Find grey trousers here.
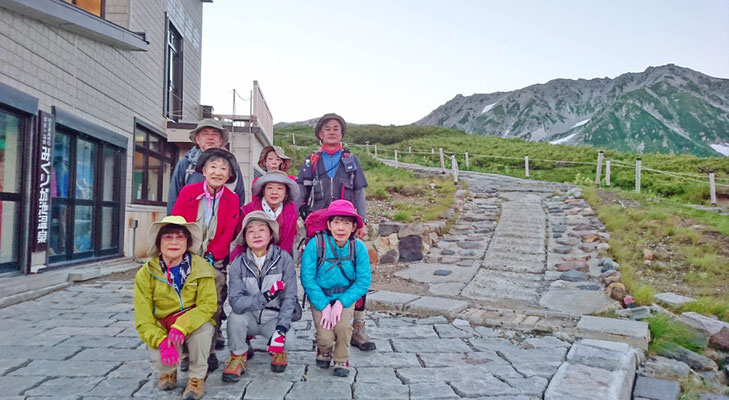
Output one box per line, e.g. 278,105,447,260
227,311,296,355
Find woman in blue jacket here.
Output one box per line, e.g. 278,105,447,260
300,200,371,377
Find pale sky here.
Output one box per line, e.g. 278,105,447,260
200,0,729,126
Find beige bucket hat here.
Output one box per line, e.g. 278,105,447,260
234,210,280,246
251,170,299,201
189,118,230,146
147,215,202,257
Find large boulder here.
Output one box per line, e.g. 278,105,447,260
399,223,428,238
373,233,399,259
378,222,402,237
399,235,424,262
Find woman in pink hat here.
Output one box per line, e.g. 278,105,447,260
300,199,372,378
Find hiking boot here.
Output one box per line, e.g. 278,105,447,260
157,371,177,390
222,352,248,382
333,361,350,377
316,348,332,369
270,352,288,373
207,352,220,372
179,354,189,372
351,320,376,351
182,377,205,400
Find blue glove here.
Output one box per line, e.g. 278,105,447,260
204,252,214,266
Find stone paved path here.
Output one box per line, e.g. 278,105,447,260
0,163,653,399
0,278,642,399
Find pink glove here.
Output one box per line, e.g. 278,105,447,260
168,327,185,347
158,338,179,366
330,301,343,327
267,329,286,353
319,304,333,330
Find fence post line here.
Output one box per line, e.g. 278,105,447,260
409,146,412,154
595,151,604,188
524,155,530,178
635,158,642,193
709,172,717,206
439,148,445,173
366,141,370,154
374,145,378,157
465,152,469,168
605,160,611,187
394,150,398,169
431,148,435,154
292,133,296,145
451,155,459,184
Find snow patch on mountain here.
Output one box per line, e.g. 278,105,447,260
482,102,499,114
550,132,580,145
571,118,590,129
710,143,729,156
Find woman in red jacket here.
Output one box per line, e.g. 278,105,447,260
237,170,299,256
172,147,239,371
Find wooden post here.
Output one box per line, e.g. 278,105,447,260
709,173,717,206
635,158,642,193
451,155,459,184
394,150,398,169
366,141,370,154
374,145,378,157
409,146,412,154
595,151,604,187
431,148,435,154
439,148,445,173
605,160,611,186
292,132,296,145
465,152,469,168
524,155,530,178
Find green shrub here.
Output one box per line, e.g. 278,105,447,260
393,210,413,222
646,313,705,354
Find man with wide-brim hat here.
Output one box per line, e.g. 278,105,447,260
171,147,241,372
223,211,298,380
134,215,217,400
295,112,376,352
236,171,299,255
168,118,245,214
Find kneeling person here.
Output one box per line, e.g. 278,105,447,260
134,216,217,400
224,211,298,381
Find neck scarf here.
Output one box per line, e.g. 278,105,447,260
195,183,223,212
320,144,343,155
261,198,283,220
161,252,192,297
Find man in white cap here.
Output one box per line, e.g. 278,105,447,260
167,118,245,214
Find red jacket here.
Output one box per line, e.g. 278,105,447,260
172,181,240,261
240,198,298,255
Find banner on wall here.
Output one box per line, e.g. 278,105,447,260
30,111,54,255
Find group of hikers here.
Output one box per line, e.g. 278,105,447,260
133,113,374,400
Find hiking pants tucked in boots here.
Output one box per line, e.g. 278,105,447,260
227,312,296,355
311,305,354,363
149,322,214,379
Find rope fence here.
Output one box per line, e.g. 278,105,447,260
274,132,729,205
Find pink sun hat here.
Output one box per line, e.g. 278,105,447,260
321,200,363,229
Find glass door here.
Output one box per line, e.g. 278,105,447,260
49,130,122,264
0,107,23,272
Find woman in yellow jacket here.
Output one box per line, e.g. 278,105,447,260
134,216,217,400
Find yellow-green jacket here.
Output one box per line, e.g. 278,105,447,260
134,253,217,348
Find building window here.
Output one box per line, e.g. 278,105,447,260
49,129,122,264
0,106,24,272
132,123,178,206
164,19,183,121
63,0,105,18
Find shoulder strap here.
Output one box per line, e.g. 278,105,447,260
315,232,326,271
184,162,196,184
